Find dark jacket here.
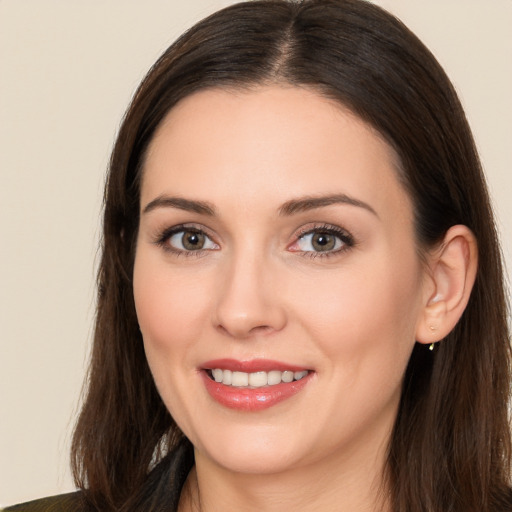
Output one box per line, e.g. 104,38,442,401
3,492,82,512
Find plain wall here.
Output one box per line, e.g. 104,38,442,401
1,0,510,506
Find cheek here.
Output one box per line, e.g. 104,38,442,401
288,252,423,368
287,254,423,436
133,253,212,362
132,252,215,428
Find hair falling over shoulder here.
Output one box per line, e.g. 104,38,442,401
70,1,512,510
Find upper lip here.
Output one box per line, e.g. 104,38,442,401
201,358,311,373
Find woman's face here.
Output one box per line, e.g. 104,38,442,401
134,86,429,475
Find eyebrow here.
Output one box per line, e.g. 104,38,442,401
142,196,215,216
142,193,378,218
279,194,378,217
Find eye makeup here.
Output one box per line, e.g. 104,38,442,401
152,223,219,257
150,220,356,261
289,223,355,259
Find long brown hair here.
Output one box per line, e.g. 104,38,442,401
71,1,512,510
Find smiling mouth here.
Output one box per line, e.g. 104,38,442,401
206,369,310,388
201,360,314,410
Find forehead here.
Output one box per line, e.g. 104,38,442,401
141,85,411,223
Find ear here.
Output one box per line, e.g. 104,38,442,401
416,225,478,344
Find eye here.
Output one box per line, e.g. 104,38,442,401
289,225,354,255
158,226,219,253
299,231,341,252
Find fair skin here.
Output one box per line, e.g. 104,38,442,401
133,86,477,511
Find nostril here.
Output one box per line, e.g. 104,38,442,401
215,322,274,339
249,325,274,335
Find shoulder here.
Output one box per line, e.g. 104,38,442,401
3,492,83,512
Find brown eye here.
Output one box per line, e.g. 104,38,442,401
182,231,205,250
289,224,356,257
167,229,218,252
311,232,336,251
295,229,346,253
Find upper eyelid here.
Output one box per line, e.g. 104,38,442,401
293,223,353,239
151,223,212,248
157,223,216,239
154,225,219,256
289,223,355,252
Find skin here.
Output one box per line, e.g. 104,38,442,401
133,85,436,511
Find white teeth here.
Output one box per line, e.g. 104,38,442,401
209,369,310,388
281,371,294,383
248,371,267,387
267,370,282,386
231,371,249,387
222,369,232,385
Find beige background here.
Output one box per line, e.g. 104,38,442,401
1,0,510,507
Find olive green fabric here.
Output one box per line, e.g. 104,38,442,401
3,492,82,512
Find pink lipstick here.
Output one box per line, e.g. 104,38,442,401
201,359,313,411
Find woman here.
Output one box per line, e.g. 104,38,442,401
7,0,511,510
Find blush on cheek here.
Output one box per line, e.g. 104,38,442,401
134,270,209,357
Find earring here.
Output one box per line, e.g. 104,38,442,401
429,343,435,351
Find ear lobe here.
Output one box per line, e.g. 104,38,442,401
416,225,478,344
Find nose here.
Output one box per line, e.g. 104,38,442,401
212,250,287,339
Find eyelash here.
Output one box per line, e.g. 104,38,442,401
154,224,218,258
153,222,355,259
292,223,355,259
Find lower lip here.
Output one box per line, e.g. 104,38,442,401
201,371,313,411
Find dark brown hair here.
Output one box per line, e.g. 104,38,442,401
71,1,512,510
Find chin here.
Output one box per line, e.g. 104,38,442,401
191,423,308,475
